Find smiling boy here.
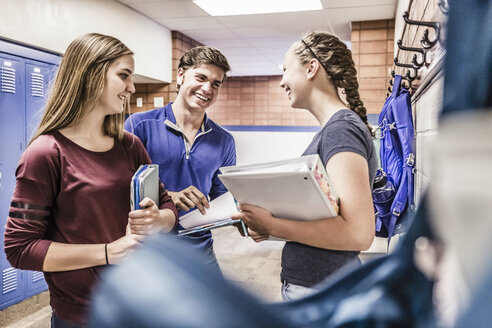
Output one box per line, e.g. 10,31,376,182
124,47,236,271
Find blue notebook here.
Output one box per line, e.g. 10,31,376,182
130,164,159,210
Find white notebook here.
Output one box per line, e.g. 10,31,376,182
218,154,339,222
179,192,238,229
178,192,247,236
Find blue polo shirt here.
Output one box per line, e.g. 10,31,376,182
124,103,236,250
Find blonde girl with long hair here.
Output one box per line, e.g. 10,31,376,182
4,33,178,327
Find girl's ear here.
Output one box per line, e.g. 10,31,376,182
306,58,320,80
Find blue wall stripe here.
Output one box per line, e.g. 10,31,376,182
223,114,380,132
223,125,320,132
367,114,379,125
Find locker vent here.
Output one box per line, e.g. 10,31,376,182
1,66,16,94
31,72,44,97
32,271,44,283
2,268,18,295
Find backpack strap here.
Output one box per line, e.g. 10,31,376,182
376,216,383,232
387,171,408,238
391,75,402,98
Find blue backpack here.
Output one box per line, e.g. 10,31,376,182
373,74,415,239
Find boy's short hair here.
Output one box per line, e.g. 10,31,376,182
178,46,231,80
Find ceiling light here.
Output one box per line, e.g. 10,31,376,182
193,0,323,16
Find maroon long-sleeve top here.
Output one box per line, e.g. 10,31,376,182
4,131,178,324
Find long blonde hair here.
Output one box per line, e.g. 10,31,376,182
30,33,133,144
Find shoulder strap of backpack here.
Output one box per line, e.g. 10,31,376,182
391,75,402,98
377,75,402,168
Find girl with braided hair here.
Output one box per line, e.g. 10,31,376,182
233,31,378,301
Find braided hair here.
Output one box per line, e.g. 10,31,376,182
294,31,373,136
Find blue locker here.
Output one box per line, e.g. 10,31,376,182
24,61,57,298
0,39,60,309
24,61,58,144
0,54,27,309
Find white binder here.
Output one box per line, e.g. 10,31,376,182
218,154,339,222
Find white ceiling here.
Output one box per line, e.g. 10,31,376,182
116,0,398,76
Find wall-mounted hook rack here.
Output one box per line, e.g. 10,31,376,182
396,40,427,68
403,11,441,49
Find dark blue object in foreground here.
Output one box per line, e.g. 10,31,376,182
90,196,435,328
89,232,288,328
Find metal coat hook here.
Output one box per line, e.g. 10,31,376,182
405,68,418,81
438,0,449,14
387,77,393,98
396,40,426,68
411,53,425,68
401,79,411,90
389,71,411,91
403,11,440,49
394,57,415,69
421,29,439,49
393,57,419,82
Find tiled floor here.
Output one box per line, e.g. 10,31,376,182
213,225,285,302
